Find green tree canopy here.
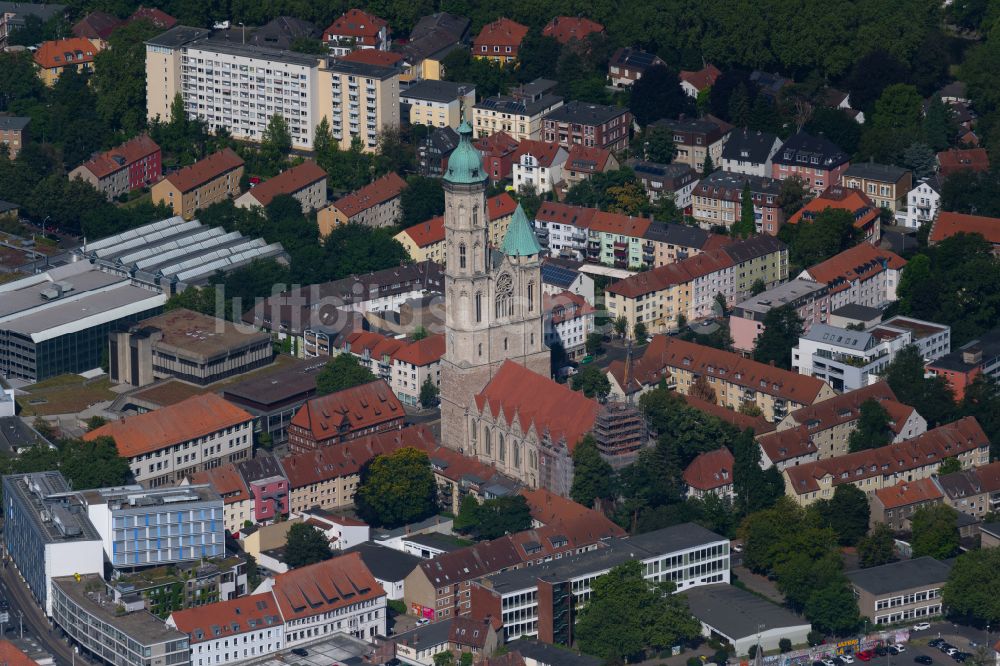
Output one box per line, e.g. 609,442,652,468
570,434,616,508
455,495,532,540
944,548,1000,626
572,364,611,401
911,504,960,559
752,305,804,370
808,484,871,546
883,345,955,426
59,437,130,489
400,176,445,228
782,208,859,270
857,523,897,568
630,65,693,126
315,355,377,396
284,523,333,568
355,448,438,528
848,399,892,452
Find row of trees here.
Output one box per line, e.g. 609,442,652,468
0,428,130,492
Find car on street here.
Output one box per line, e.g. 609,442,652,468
915,657,933,665
415,618,430,626
913,623,931,631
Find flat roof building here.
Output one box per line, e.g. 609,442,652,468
684,584,812,655
846,557,951,625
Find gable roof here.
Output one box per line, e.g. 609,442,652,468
929,211,1000,246
787,186,879,231
331,172,407,219
0,641,38,666
401,215,444,248
324,8,387,44
474,360,599,453
129,6,177,28
773,130,850,169
680,394,774,434
679,64,721,92
85,393,252,457
683,447,734,491
721,128,779,164
535,201,597,230
473,17,528,50
515,140,564,168
609,47,663,72
170,592,280,643
543,290,594,325
873,477,942,510
783,382,909,434
72,11,122,40
589,210,651,237
565,145,614,175
74,134,160,179
34,37,99,69
270,552,384,621
393,334,445,367
188,463,250,506
339,49,404,67
541,16,604,44
475,131,521,157
801,243,906,294
518,487,625,539
937,148,989,178
757,426,819,466
245,161,327,208
290,379,403,441
164,148,244,194
487,192,517,220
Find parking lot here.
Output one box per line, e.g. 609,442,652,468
817,622,992,666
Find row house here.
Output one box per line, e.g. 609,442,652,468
787,186,881,244
798,243,907,312
323,8,390,55
586,210,653,268
237,455,289,523
68,134,161,200
472,17,528,65
475,131,521,183
512,140,567,194
691,170,784,235
935,461,1000,521
720,128,781,177
840,162,912,219
338,330,446,408
533,202,597,261
730,278,831,353
650,116,732,170
626,159,699,209
318,171,407,235
235,160,327,213
542,101,631,152
607,47,665,87
543,290,595,359
473,79,563,141
151,148,244,220
169,592,285,666
783,417,990,506
286,379,405,453
870,478,943,532
771,130,851,195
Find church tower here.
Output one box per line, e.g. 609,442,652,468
439,119,550,454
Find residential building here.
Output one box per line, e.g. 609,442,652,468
690,170,784,235
685,584,812,656
771,130,851,195
512,141,567,194
819,88,864,123
935,461,1000,520
542,101,631,152
473,79,563,141
80,484,225,568
323,9,389,55
476,131,520,183
678,64,721,98
929,210,1000,254
33,37,101,85
238,455,289,523
242,16,320,51
533,202,596,261
401,80,476,129
783,417,990,505
420,126,460,177
1,472,104,616
234,161,327,213
109,308,272,388
0,115,30,159
927,327,1000,400
337,330,405,385
392,334,445,408
542,17,604,44
397,12,469,82
286,379,404,453
130,6,176,29
730,278,831,353
52,574,191,666
317,57,401,151
841,162,912,217
318,172,407,234
793,317,950,392
86,393,254,487
787,185,881,243
651,116,732,170
69,134,162,200
0,2,66,50
605,338,677,401
338,48,404,68
643,221,728,268
683,448,734,499
903,176,942,230
937,147,989,180
981,523,1000,549
584,210,652,268
607,47,665,87
543,291,595,359
846,557,951,625
151,148,244,220
187,464,252,535
471,523,729,644
562,145,618,189
261,552,387,643
396,216,446,263
540,261,595,304
168,592,284,666
472,18,528,65
346,542,421,600
720,129,781,177
626,159,699,208
798,243,907,312
870,478,944,531
761,381,927,468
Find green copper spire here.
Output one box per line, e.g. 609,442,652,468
443,118,485,184
500,203,541,257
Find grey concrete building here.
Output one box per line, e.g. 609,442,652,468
846,557,951,625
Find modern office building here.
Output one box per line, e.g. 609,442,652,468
52,573,191,666
80,484,225,568
846,557,951,625
1,472,104,615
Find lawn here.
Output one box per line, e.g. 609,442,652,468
17,374,116,417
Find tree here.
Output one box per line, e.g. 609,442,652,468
902,142,937,180
575,561,700,662
911,504,960,559
400,176,445,227
750,279,767,296
731,181,756,238
922,96,955,152
733,429,784,516
355,448,438,528
322,223,411,280
778,177,808,218
961,376,1000,461
433,652,453,666
315,355,377,396
585,333,604,355
85,416,107,431
419,377,439,408
453,494,480,532
861,84,924,161
59,437,130,489
643,128,676,163
805,580,861,636
92,20,163,135
845,50,909,115
689,375,716,403
752,306,803,370
779,639,792,653
784,208,858,269
805,107,862,155
848,399,892,452
571,434,616,508
572,364,611,401
630,65,693,126
702,154,715,177
944,548,1000,626
815,485,871,546
857,523,897,568
284,523,333,568
613,316,628,339
938,457,962,474
633,321,648,342
260,114,292,172
517,32,562,83
460,496,533,540
412,326,429,341
884,345,956,426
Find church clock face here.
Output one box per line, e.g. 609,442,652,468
497,272,513,297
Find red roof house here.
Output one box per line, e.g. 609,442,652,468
472,18,528,64
683,447,735,498
287,380,404,453
542,17,605,45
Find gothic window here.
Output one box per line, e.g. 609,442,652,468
459,243,467,269
478,343,483,357
528,281,535,312
473,206,478,226
499,433,506,462
530,450,537,470
474,242,482,272
471,421,478,445
504,338,508,351
513,442,521,469
483,428,491,456
530,333,534,347
495,272,514,318
475,292,482,322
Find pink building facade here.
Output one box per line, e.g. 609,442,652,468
730,278,832,353
250,475,289,522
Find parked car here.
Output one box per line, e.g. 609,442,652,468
893,645,907,653
291,648,309,657
841,655,855,664
915,657,933,665
857,652,874,662
913,622,931,631
945,648,959,656
929,640,945,649
875,646,889,656
822,659,836,666
833,658,845,666
415,618,430,626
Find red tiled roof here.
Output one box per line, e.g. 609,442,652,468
170,593,280,643
188,463,250,505
683,447,734,491
487,192,517,220
164,148,244,194
874,478,943,510
937,148,989,178
474,360,599,453
393,334,445,367
85,394,253,458
129,7,177,28
535,201,597,229
75,134,159,179
473,18,528,50
972,461,1000,494
541,16,604,44
787,186,880,231
680,393,775,434
244,161,326,208
519,487,625,539
515,140,563,168
344,331,406,360
785,417,989,495
331,172,407,219
785,382,904,433
757,426,819,465
324,9,388,45
679,64,721,92
290,379,403,440
0,641,37,666
605,250,727,299
450,616,493,649
34,37,100,69
930,211,1000,246
338,49,404,67
589,210,651,236
270,552,384,621
543,290,594,325
802,243,906,293
72,11,122,41
475,131,520,156
565,145,614,175
401,216,444,248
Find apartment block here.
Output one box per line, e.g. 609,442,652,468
772,130,851,195
650,116,732,170
286,379,404,453
401,79,475,129
0,115,30,159
69,134,161,200
473,79,563,141
34,37,101,86
788,186,882,244
543,291,595,359
234,160,327,213
318,171,407,234
730,278,831,353
798,243,907,312
841,162,912,217
472,17,528,65
542,101,631,152
168,592,284,666
317,58,401,151
626,159,699,208
151,148,244,219
691,170,784,235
